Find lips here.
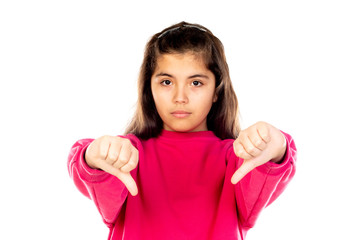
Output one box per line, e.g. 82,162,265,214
171,110,191,118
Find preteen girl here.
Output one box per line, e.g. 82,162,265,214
68,21,297,240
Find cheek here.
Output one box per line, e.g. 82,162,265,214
204,97,215,114
195,90,215,106
151,88,169,112
190,94,214,117
151,84,161,104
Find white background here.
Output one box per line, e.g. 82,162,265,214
1,0,359,239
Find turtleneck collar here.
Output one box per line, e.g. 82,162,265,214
158,129,216,140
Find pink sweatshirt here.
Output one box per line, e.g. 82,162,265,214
68,130,296,240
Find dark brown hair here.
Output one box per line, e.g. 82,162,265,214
125,21,240,140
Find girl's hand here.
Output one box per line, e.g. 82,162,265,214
231,121,286,185
85,135,139,196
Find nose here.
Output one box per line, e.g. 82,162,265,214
173,85,188,104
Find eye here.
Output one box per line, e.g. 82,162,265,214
161,80,172,86
191,80,203,86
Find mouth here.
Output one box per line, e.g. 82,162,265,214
171,110,192,118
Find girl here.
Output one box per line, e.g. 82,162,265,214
68,21,296,240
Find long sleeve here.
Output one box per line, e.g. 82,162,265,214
232,131,297,233
67,138,129,227
68,130,295,239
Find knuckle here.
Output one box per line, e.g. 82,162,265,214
233,137,241,145
133,147,138,154
241,154,251,160
113,160,125,169
133,155,139,164
239,131,247,139
256,121,266,126
120,139,133,150
244,143,255,153
118,157,128,164
233,144,242,155
247,147,256,155
263,134,271,142
120,137,131,145
233,141,238,150
239,152,250,160
108,153,118,162
126,162,136,170
99,149,108,159
100,135,111,141
253,139,262,147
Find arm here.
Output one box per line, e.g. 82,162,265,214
67,135,140,226
231,122,297,228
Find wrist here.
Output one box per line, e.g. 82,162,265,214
271,146,286,163
270,133,287,163
84,147,99,170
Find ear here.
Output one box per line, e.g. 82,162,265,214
213,93,218,103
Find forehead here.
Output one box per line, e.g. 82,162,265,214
155,52,208,72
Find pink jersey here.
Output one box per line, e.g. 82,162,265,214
68,130,296,239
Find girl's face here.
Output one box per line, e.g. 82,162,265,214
151,52,217,132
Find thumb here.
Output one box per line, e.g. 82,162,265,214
231,160,255,185
97,161,139,196
115,171,139,196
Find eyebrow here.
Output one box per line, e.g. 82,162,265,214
189,74,209,79
155,73,173,78
154,72,210,79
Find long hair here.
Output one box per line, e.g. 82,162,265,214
125,21,240,140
